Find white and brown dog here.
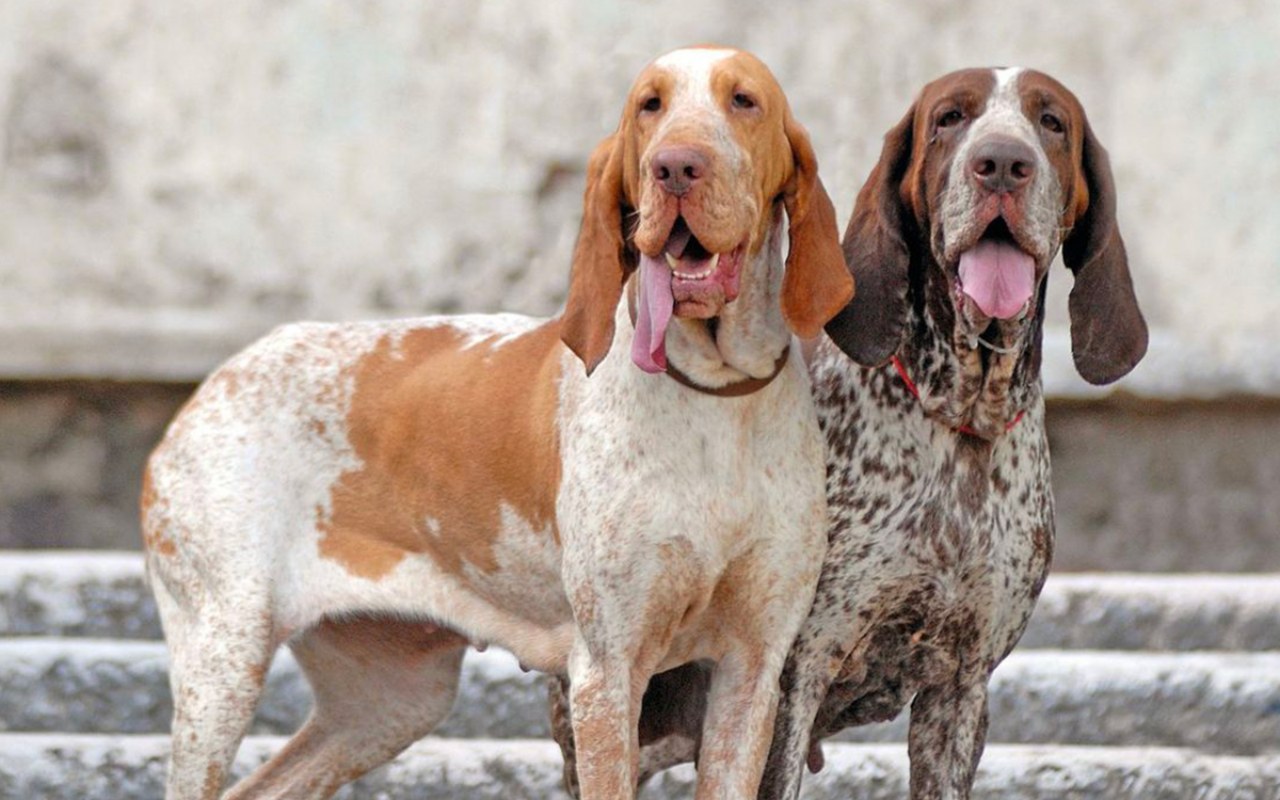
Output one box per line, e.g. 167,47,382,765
141,46,851,800
552,67,1147,799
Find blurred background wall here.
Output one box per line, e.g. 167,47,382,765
1,0,1277,565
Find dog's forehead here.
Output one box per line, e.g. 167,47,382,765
964,67,1083,127
920,68,996,108
651,47,736,88
973,67,1033,134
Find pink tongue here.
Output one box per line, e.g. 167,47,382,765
958,239,1036,320
632,254,674,373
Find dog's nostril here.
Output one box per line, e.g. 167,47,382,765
651,146,709,195
971,136,1037,192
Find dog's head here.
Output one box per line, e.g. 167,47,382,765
827,67,1147,386
561,46,851,375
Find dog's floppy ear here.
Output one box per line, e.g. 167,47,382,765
561,133,633,375
1061,119,1147,385
825,103,916,366
780,112,854,339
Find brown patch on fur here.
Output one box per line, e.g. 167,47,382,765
568,675,636,795
317,322,564,580
211,367,241,398
139,462,177,557
203,763,225,798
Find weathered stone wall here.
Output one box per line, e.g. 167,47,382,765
0,382,189,550
1,0,1277,391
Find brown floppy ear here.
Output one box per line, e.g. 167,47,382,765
1062,120,1148,385
824,103,916,366
780,113,854,339
560,134,632,375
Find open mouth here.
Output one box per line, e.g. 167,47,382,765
660,217,744,295
955,218,1036,322
631,215,746,374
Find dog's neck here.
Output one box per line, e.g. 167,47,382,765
896,249,1046,440
655,204,791,390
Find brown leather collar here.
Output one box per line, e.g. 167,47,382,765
665,347,790,397
626,279,790,398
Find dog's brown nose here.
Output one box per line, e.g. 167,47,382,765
651,146,708,196
970,136,1036,193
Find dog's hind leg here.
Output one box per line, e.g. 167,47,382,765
223,615,466,800
158,580,276,800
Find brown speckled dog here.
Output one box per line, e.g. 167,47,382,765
550,66,1147,799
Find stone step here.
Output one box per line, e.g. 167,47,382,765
0,734,1275,800
838,650,1280,754
1018,573,1280,651
3,638,1279,753
0,639,549,740
4,551,1280,650
0,552,160,640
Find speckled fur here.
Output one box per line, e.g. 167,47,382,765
757,335,1053,799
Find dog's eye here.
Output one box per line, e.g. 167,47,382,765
938,109,964,129
1040,113,1064,134
732,92,756,110
641,96,662,113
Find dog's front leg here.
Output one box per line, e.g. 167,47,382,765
693,548,822,799
757,536,873,800
567,643,646,798
906,670,991,800
692,643,784,799
562,533,700,799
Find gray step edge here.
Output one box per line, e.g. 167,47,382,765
0,734,1276,800
2,639,1279,753
4,552,1280,650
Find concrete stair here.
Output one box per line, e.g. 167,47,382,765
0,552,1278,798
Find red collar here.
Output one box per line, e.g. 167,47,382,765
890,355,1025,437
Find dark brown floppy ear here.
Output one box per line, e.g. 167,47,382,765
560,134,632,375
824,103,916,366
780,112,854,339
1062,120,1148,385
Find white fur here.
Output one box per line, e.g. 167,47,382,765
650,48,737,155
652,48,735,136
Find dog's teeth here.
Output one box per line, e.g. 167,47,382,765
664,252,678,269
709,252,720,271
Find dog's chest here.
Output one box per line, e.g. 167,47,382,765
807,350,1053,727
560,352,820,538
